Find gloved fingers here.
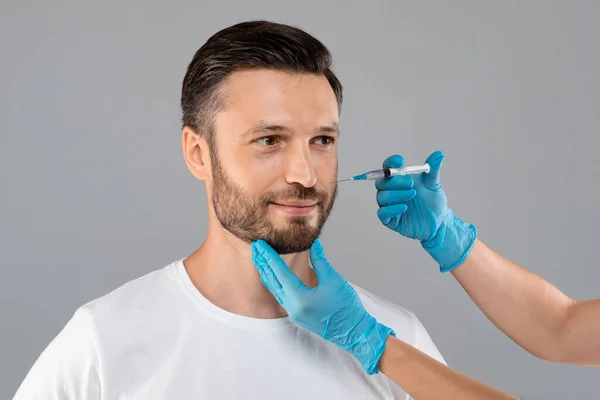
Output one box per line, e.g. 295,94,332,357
257,267,284,305
382,155,405,169
309,238,340,281
375,175,414,191
376,188,417,206
252,240,307,291
377,203,408,224
253,256,282,290
422,150,444,188
252,245,284,297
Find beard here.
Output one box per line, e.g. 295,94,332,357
210,146,337,255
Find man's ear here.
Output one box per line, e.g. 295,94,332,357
182,126,212,182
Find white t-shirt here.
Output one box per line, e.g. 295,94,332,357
14,259,446,400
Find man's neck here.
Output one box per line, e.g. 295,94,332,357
183,228,317,319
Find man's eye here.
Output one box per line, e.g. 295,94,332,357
256,136,279,147
313,136,335,146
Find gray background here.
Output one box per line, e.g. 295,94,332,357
1,1,598,398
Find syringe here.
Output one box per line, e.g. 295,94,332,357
337,163,430,182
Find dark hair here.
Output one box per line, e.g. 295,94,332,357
180,20,343,138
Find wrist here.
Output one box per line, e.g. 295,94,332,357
421,209,477,272
378,336,407,374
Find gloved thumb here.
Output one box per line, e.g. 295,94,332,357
422,150,444,188
382,155,405,169
309,239,337,281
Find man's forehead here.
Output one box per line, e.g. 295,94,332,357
219,70,338,111
215,69,340,134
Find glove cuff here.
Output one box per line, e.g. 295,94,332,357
421,209,477,272
343,315,395,375
363,322,395,375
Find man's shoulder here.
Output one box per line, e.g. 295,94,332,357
76,260,185,332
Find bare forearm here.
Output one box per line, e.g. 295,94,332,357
562,298,600,365
379,336,516,400
452,239,600,365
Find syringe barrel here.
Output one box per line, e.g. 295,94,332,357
388,163,431,176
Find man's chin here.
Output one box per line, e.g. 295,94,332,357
259,227,321,255
267,240,315,255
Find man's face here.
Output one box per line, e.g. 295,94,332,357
209,69,339,254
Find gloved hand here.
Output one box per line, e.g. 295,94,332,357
376,150,477,272
251,238,394,375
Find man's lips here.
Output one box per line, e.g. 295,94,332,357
272,200,318,207
270,200,319,215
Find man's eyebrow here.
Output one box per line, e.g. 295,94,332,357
243,121,293,137
242,121,340,137
316,123,340,135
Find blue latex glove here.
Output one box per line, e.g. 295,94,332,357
376,151,477,272
251,238,395,375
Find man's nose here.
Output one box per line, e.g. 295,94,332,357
283,144,318,188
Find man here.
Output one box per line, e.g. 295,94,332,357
14,20,445,399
